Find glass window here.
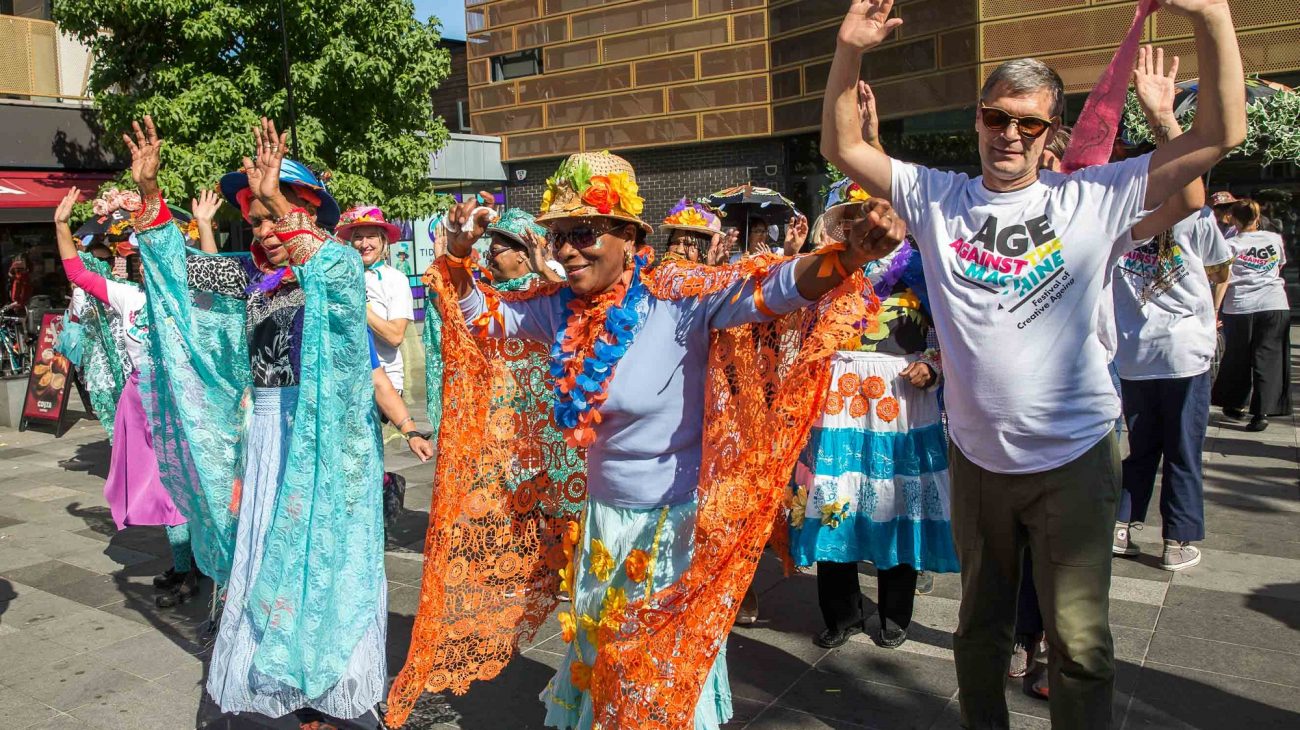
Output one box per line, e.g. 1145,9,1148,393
468,60,490,85
772,68,802,100
516,18,568,48
492,49,544,82
732,10,766,42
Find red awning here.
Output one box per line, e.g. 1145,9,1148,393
0,171,116,209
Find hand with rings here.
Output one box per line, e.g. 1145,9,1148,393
243,117,291,210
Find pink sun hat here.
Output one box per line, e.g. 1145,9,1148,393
336,205,403,242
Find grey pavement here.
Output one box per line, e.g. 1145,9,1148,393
1,337,1298,730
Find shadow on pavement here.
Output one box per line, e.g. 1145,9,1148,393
58,438,112,479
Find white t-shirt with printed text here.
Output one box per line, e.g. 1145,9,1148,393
1112,207,1231,380
104,280,149,372
1222,230,1289,315
365,263,415,391
890,154,1151,474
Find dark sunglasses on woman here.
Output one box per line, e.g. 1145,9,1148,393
978,106,1057,140
546,223,617,250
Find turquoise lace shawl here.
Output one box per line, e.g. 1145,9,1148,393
137,217,385,697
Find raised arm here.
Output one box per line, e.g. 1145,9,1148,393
820,0,902,199
1130,46,1205,241
191,189,222,254
1143,0,1246,210
55,187,110,304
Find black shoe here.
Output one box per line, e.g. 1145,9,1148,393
914,571,934,595
155,571,199,608
1247,416,1269,432
813,625,860,648
1223,407,1247,421
875,619,908,649
153,568,185,590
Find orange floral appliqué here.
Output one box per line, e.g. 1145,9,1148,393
837,372,861,396
580,175,619,214
589,539,615,582
849,394,870,418
623,549,650,583
861,376,887,400
559,611,577,643
824,391,844,415
570,660,593,692
876,396,900,423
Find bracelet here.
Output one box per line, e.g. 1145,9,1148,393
395,416,414,431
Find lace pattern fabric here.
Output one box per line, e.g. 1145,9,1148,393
386,254,875,728
137,202,385,699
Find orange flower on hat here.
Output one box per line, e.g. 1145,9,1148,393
624,549,651,583
581,176,619,215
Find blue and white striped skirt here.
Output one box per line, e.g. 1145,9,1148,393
790,351,959,573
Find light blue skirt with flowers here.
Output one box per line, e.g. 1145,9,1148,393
541,498,732,729
790,351,959,573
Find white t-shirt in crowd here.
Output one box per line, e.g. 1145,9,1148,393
1222,230,1289,315
365,263,415,391
104,280,148,372
890,154,1151,474
1112,208,1232,381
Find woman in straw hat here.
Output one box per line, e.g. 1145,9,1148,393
661,198,721,264
122,117,387,730
788,177,956,653
386,150,909,729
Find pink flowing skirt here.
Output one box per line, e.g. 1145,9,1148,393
103,370,184,529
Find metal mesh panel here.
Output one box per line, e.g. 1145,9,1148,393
1156,0,1289,40
699,43,768,78
546,89,666,127
940,28,978,68
0,17,35,96
472,104,544,135
981,5,1138,61
544,40,599,71
487,0,542,28
873,66,980,119
979,0,1084,22
470,83,519,111
584,114,700,150
899,0,978,39
505,129,581,160
667,75,768,113
516,63,631,103
701,107,770,138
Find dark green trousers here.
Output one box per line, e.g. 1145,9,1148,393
950,433,1120,730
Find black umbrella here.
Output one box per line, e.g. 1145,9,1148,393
1171,76,1291,117
703,184,799,229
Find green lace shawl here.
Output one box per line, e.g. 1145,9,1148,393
137,217,385,697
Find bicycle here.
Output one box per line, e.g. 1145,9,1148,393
0,302,30,377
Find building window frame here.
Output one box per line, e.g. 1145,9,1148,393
491,49,544,82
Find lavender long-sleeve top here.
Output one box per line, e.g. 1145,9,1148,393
460,262,813,509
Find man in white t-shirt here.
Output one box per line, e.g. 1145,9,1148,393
337,206,415,392
820,2,1246,728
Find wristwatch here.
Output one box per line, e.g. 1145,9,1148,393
400,429,433,442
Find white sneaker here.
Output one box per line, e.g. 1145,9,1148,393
1113,522,1140,556
1161,541,1201,571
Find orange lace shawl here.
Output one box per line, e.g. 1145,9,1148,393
386,254,876,728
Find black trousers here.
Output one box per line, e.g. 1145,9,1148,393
1213,310,1293,417
817,561,918,631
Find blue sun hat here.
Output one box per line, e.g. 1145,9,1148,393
219,159,341,230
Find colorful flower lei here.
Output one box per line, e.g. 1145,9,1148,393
548,254,649,448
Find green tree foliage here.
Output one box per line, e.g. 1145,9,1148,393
54,0,453,219
1122,86,1300,166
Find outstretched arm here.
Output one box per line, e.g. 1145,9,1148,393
1130,46,1205,241
1143,0,1246,210
55,188,110,304
820,0,902,200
